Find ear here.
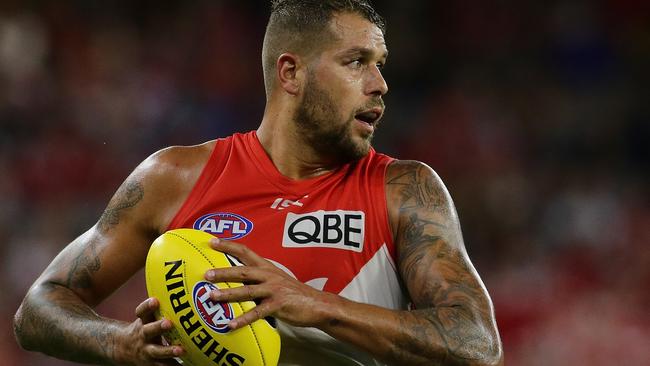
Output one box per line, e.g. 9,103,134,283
276,53,301,95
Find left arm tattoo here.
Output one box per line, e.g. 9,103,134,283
386,161,502,365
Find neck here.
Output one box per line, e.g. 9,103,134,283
257,105,340,180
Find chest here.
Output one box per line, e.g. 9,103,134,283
178,184,391,294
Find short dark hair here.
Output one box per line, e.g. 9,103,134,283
262,0,386,97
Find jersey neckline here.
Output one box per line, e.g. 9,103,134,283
244,131,355,196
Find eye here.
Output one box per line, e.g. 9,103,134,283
349,59,363,69
376,62,385,70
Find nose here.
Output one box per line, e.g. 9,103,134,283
366,65,388,96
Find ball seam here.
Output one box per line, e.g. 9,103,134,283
168,231,267,365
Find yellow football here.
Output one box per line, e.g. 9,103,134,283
145,228,280,366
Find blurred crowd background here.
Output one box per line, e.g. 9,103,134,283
1,1,648,365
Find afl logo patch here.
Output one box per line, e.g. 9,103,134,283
192,281,234,334
193,212,254,240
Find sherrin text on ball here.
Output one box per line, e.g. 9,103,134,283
145,229,280,366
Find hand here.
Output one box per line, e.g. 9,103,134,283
204,238,334,330
116,297,184,365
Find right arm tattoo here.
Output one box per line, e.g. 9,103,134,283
14,282,122,364
98,179,144,233
64,180,144,291
65,235,102,290
14,178,146,363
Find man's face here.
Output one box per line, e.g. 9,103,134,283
294,12,388,163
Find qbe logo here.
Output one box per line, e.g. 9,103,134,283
192,281,234,334
193,212,253,240
282,210,365,252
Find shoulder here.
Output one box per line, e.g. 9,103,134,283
138,140,217,178
384,159,456,239
386,159,431,178
117,140,218,232
385,159,450,203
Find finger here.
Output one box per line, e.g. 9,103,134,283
144,343,184,360
229,302,273,330
142,318,173,339
209,284,269,303
209,238,270,267
135,297,159,323
205,266,268,283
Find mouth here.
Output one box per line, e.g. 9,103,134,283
354,107,383,126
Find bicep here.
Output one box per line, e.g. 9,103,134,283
37,175,155,306
32,142,216,307
386,161,490,310
386,160,503,362
39,228,148,307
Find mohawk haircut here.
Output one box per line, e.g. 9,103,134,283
262,0,386,98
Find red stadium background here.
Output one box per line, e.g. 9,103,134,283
1,1,648,365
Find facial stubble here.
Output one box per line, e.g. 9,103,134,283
294,73,375,164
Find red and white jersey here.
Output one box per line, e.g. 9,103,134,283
168,131,409,365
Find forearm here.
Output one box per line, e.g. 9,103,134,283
319,293,502,366
14,281,127,365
